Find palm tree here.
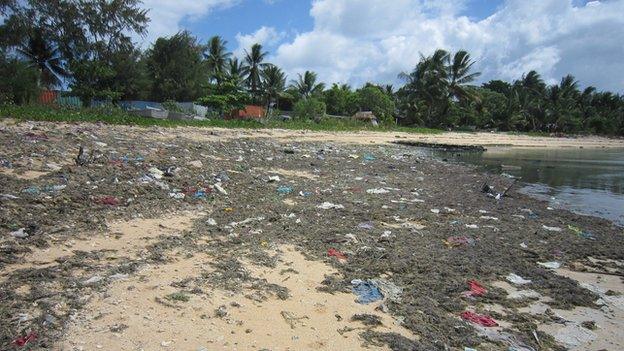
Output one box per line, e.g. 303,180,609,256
226,57,245,88
398,49,449,126
261,64,286,113
205,36,231,85
447,50,481,102
17,29,69,89
242,43,268,101
291,70,325,99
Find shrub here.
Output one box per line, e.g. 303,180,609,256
293,98,326,121
0,58,40,105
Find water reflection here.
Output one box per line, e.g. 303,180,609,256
421,147,624,226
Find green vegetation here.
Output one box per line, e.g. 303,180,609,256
293,98,326,121
0,104,441,134
1,1,622,135
165,292,190,303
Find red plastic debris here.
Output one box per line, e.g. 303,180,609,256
460,311,498,327
328,248,347,261
95,196,120,206
462,280,487,297
24,132,48,141
12,332,37,347
444,236,476,247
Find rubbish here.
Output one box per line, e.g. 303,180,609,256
506,273,532,285
22,186,40,195
214,183,228,195
444,236,476,247
379,230,393,241
476,327,536,351
462,280,487,297
148,167,164,179
268,175,281,182
344,233,358,243
464,348,477,351
83,275,103,285
318,202,344,210
169,192,185,199
508,290,542,299
460,311,498,327
206,218,217,226
95,196,120,206
277,186,293,195
370,279,402,301
230,216,265,227
161,340,173,347
10,228,28,238
542,225,562,232
430,208,440,214
109,273,129,281
568,225,595,240
351,279,383,304
480,216,499,221
520,242,528,249
357,222,375,230
188,160,203,168
12,332,37,347
299,191,313,197
328,248,347,261
363,154,376,161
75,146,91,165
367,188,390,194
552,323,597,347
348,154,359,159
537,261,561,269
194,190,207,199
466,224,479,229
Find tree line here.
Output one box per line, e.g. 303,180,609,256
1,1,622,134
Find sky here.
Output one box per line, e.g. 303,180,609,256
138,0,624,92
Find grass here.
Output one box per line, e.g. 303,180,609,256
0,104,442,134
165,292,190,302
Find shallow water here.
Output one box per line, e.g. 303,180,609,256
422,147,624,226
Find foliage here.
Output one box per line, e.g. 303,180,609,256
162,100,185,113
291,71,325,99
16,28,68,89
146,31,206,102
261,64,287,112
226,58,245,88
323,84,358,116
1,104,443,135
293,97,326,121
0,0,148,61
196,81,249,115
243,43,268,101
69,60,120,106
0,54,40,104
205,36,231,85
356,85,396,123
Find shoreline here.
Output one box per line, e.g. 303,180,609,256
1,121,623,350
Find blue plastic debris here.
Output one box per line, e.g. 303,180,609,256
363,154,376,161
194,190,207,199
277,186,293,195
351,279,383,304
22,186,40,195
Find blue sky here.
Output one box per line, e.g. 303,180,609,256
141,0,624,91
181,0,504,52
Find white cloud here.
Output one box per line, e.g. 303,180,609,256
266,0,624,92
138,0,239,46
233,26,285,58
